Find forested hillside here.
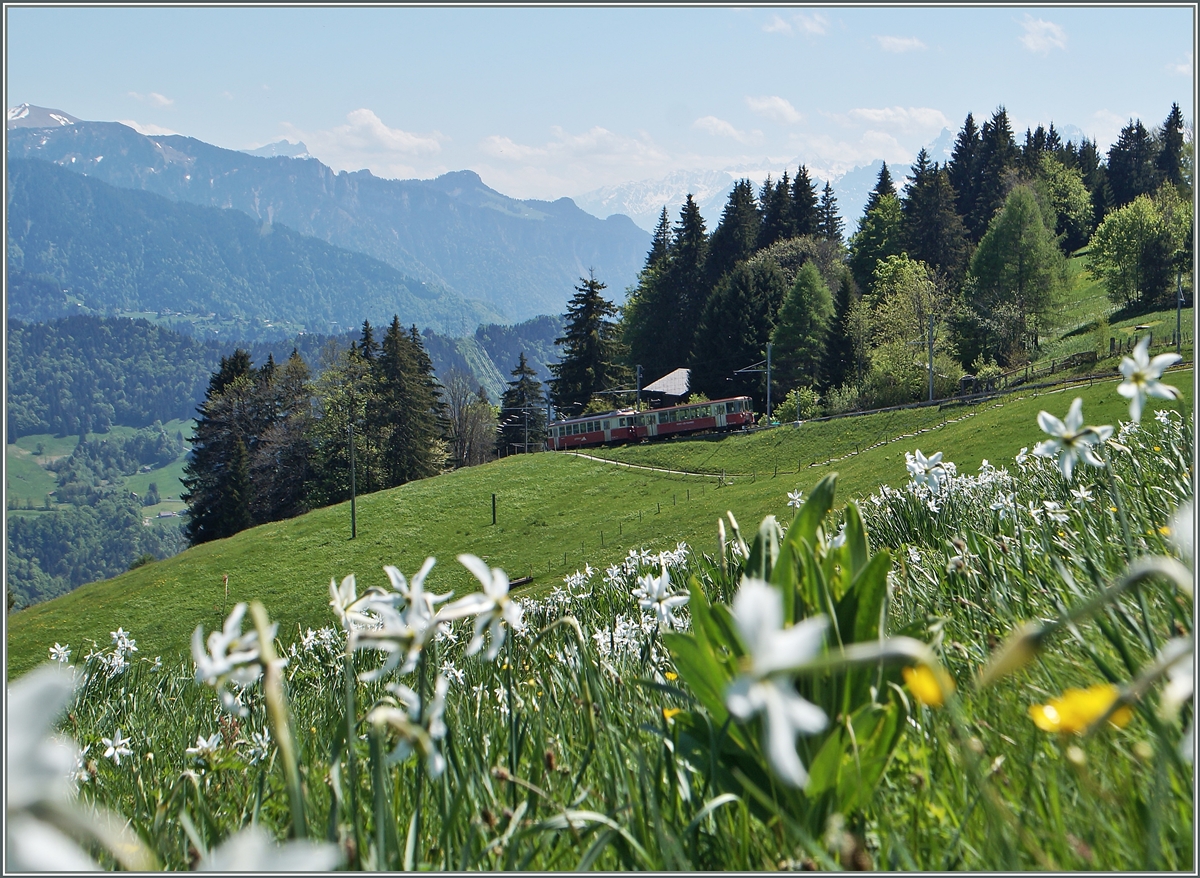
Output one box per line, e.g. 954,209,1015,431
613,105,1192,417
6,158,503,335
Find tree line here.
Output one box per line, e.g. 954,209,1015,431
549,103,1192,418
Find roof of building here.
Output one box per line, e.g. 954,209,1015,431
643,367,690,396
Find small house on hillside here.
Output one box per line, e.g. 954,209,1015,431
642,368,690,408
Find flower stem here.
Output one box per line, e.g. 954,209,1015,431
249,601,307,839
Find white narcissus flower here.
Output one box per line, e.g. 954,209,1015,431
185,732,223,762
787,490,804,510
49,643,71,663
725,579,828,788
436,555,524,661
368,676,450,778
191,603,269,716
906,450,949,494
101,729,133,765
634,565,689,628
1032,398,1113,481
1118,335,1181,423
198,825,341,872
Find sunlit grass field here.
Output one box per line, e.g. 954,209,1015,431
7,369,1191,680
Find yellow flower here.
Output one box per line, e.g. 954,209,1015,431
1109,506,1118,513
662,707,683,722
1154,446,1161,452
1028,684,1133,734
1158,525,1172,536
903,665,954,708
664,671,678,681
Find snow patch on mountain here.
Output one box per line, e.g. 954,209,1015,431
241,139,313,159
7,103,80,129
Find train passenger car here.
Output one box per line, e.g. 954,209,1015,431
546,397,753,450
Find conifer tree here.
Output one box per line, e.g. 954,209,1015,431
181,350,258,546
791,166,820,237
550,271,626,412
821,268,857,390
704,179,761,289
646,207,673,270
902,159,971,287
1155,103,1187,195
248,348,313,523
948,113,980,222
968,107,1020,241
690,260,788,403
1107,118,1159,208
848,193,904,296
759,172,796,249
865,162,897,213
660,196,709,367
817,182,844,244
968,185,1065,358
359,320,380,362
499,353,547,452
770,261,835,393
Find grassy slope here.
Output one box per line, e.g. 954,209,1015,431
5,419,192,519
7,368,1191,677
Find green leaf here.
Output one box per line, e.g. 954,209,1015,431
662,632,729,725
746,515,781,581
843,501,870,579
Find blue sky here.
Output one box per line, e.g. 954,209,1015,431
6,6,1194,201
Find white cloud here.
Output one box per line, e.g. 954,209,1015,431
1019,15,1066,54
332,108,442,155
276,109,445,180
127,91,174,108
479,134,547,161
746,95,803,125
844,106,950,135
794,12,828,35
1168,52,1193,76
692,116,760,145
117,119,180,136
762,14,791,35
875,35,926,53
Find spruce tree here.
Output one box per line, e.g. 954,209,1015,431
646,207,673,270
770,261,835,393
759,172,796,249
181,350,258,545
550,272,626,412
902,162,971,287
690,260,788,403
704,179,761,289
1107,119,1159,208
791,166,820,237
817,182,844,244
968,107,1020,241
499,353,547,453
248,348,313,523
865,162,897,213
969,185,1065,358
661,196,709,367
1155,103,1187,195
821,268,857,391
948,113,980,223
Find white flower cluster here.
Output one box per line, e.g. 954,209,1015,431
192,604,273,717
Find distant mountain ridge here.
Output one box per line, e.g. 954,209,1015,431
7,107,650,321
6,158,505,335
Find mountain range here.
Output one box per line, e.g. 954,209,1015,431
7,106,650,323
7,157,507,336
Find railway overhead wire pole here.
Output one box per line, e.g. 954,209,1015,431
733,342,772,425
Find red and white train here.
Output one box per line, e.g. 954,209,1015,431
546,396,754,450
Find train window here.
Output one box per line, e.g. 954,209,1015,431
603,420,610,430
